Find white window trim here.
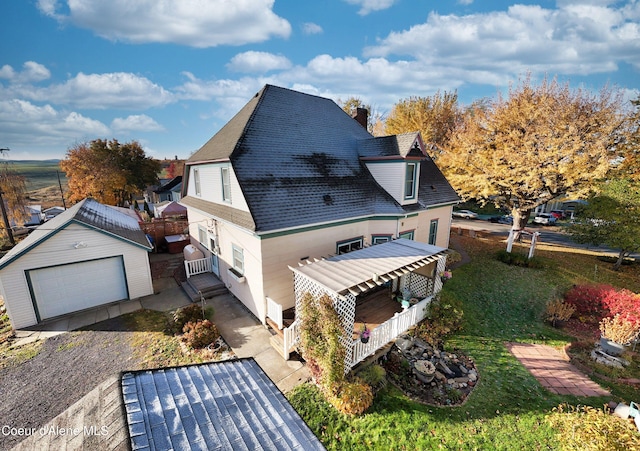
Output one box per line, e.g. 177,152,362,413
404,162,417,200
194,168,201,197
221,166,231,203
399,230,415,240
372,235,392,245
231,244,244,275
429,219,439,245
336,237,363,255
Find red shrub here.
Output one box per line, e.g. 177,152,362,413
563,284,640,326
601,288,640,326
563,284,614,320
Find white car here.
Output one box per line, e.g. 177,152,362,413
533,213,557,225
452,210,478,219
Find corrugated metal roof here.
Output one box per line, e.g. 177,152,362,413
186,85,459,233
0,198,151,270
122,359,325,451
290,238,447,296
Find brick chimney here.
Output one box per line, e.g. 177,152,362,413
352,107,368,129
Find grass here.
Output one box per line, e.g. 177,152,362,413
0,298,45,369
288,235,640,450
124,308,218,370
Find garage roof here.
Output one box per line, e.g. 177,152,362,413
0,198,152,270
122,359,324,451
290,238,447,296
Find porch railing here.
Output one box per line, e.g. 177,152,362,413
184,257,212,278
349,295,434,369
283,319,299,361
266,296,283,330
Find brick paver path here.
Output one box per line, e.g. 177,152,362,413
506,342,610,397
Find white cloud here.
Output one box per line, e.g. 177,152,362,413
302,22,323,35
0,99,109,149
227,51,292,73
40,0,291,47
0,62,51,83
343,0,398,16
13,72,175,110
111,114,164,132
364,4,640,76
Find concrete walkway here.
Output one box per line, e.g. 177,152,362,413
506,342,611,397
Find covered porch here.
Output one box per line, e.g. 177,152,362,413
284,238,448,370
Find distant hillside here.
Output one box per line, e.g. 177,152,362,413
3,160,66,191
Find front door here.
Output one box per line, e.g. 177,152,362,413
209,236,220,277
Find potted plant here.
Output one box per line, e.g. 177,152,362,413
413,360,436,383
599,314,640,355
359,324,371,344
440,270,452,283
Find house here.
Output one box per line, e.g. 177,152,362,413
43,206,66,220
180,85,459,367
0,198,154,329
149,176,183,203
154,200,188,218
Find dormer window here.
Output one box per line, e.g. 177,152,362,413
404,162,417,200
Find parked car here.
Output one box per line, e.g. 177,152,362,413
549,210,565,220
489,215,513,224
452,209,478,219
533,213,557,225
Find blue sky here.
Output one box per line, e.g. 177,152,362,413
1,0,639,160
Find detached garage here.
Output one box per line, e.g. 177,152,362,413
0,198,154,329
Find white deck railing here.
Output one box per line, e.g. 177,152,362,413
349,295,433,369
283,319,299,360
266,297,283,330
184,257,212,278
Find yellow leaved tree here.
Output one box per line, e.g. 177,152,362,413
439,75,626,237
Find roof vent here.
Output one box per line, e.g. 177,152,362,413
323,194,334,205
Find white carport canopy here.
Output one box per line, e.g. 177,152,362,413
290,238,448,296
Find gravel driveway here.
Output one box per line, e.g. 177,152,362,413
0,316,141,450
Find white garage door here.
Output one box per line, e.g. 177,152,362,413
28,257,129,320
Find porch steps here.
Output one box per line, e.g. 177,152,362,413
269,334,287,359
180,273,228,302
266,317,284,338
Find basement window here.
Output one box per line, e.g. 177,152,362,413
336,237,363,255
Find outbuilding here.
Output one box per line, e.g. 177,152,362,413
0,198,154,329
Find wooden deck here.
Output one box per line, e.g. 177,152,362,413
353,288,403,338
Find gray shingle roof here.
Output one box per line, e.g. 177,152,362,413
186,85,458,232
0,198,151,270
122,359,325,451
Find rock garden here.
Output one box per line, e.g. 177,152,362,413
381,334,478,406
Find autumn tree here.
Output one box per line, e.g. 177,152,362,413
439,76,625,237
615,95,640,179
61,139,160,207
339,97,384,135
568,179,640,270
385,90,462,157
0,156,29,245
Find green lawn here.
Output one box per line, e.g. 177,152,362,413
288,235,640,450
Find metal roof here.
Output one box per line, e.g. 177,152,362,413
290,238,447,296
122,359,325,451
0,198,151,270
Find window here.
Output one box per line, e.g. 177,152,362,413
336,237,363,255
194,168,201,196
371,235,392,245
232,244,244,275
198,226,207,247
399,230,414,240
429,219,438,245
221,167,231,202
404,162,417,200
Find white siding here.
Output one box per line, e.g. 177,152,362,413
0,223,153,329
186,163,249,212
187,209,265,320
365,161,421,206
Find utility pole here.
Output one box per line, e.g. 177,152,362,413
0,147,14,245
56,170,67,209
